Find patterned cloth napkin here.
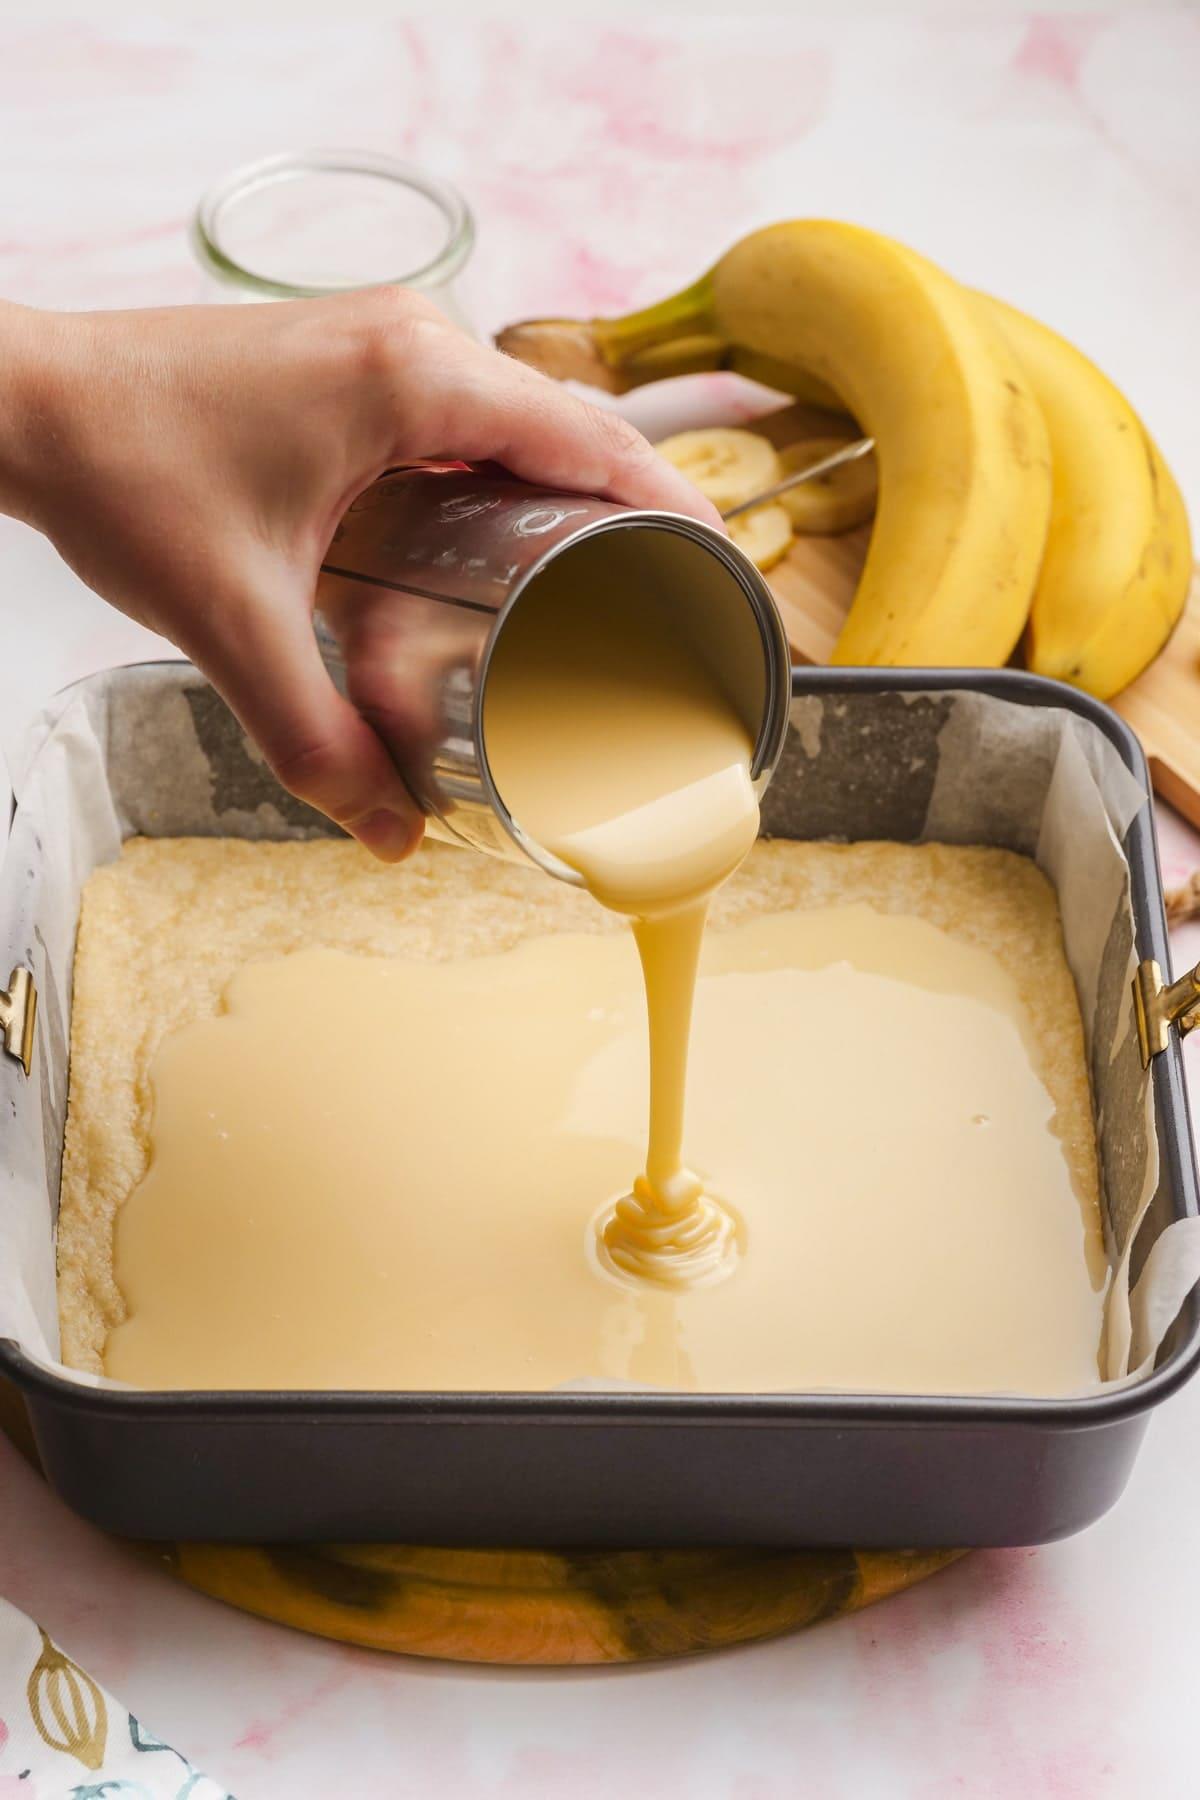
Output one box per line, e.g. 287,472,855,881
0,1598,231,1798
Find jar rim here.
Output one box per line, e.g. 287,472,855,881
192,148,475,299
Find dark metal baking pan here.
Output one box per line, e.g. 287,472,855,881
1,664,1197,1546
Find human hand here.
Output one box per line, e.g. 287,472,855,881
0,291,720,859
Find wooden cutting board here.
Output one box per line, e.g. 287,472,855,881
754,404,1200,831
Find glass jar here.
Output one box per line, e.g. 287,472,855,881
191,149,475,329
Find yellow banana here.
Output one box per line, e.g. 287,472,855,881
978,298,1192,699
500,222,1053,667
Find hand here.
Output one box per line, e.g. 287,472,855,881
0,290,720,860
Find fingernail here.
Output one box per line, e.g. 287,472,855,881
353,808,423,863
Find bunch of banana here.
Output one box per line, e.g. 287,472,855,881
497,221,1192,698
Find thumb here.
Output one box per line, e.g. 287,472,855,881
185,581,425,863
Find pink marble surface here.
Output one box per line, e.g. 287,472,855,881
1,7,1199,1796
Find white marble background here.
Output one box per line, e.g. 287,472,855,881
0,5,1198,1796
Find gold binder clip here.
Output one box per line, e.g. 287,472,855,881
1134,957,1200,1069
0,967,37,1076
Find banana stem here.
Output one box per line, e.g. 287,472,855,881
590,278,718,365
494,282,851,415
496,279,719,393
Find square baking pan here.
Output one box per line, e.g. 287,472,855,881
0,662,1197,1548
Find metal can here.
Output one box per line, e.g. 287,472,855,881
315,464,791,883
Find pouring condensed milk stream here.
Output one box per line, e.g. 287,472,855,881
483,575,760,1288
312,467,792,1292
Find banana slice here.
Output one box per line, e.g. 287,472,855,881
654,427,781,513
727,503,794,572
777,437,878,535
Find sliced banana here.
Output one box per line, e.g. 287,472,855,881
777,436,878,535
727,502,794,572
654,427,781,513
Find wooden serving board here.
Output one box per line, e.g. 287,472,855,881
163,1541,963,1666
755,404,1200,831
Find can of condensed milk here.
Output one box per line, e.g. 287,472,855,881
314,464,791,883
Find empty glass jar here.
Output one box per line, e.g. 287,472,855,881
192,148,475,329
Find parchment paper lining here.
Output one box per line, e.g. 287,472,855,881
1,663,1197,1394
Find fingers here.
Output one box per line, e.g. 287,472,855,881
368,299,724,528
319,585,470,816
480,364,726,526
189,577,425,863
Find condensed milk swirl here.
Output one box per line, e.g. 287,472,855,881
594,1175,741,1289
